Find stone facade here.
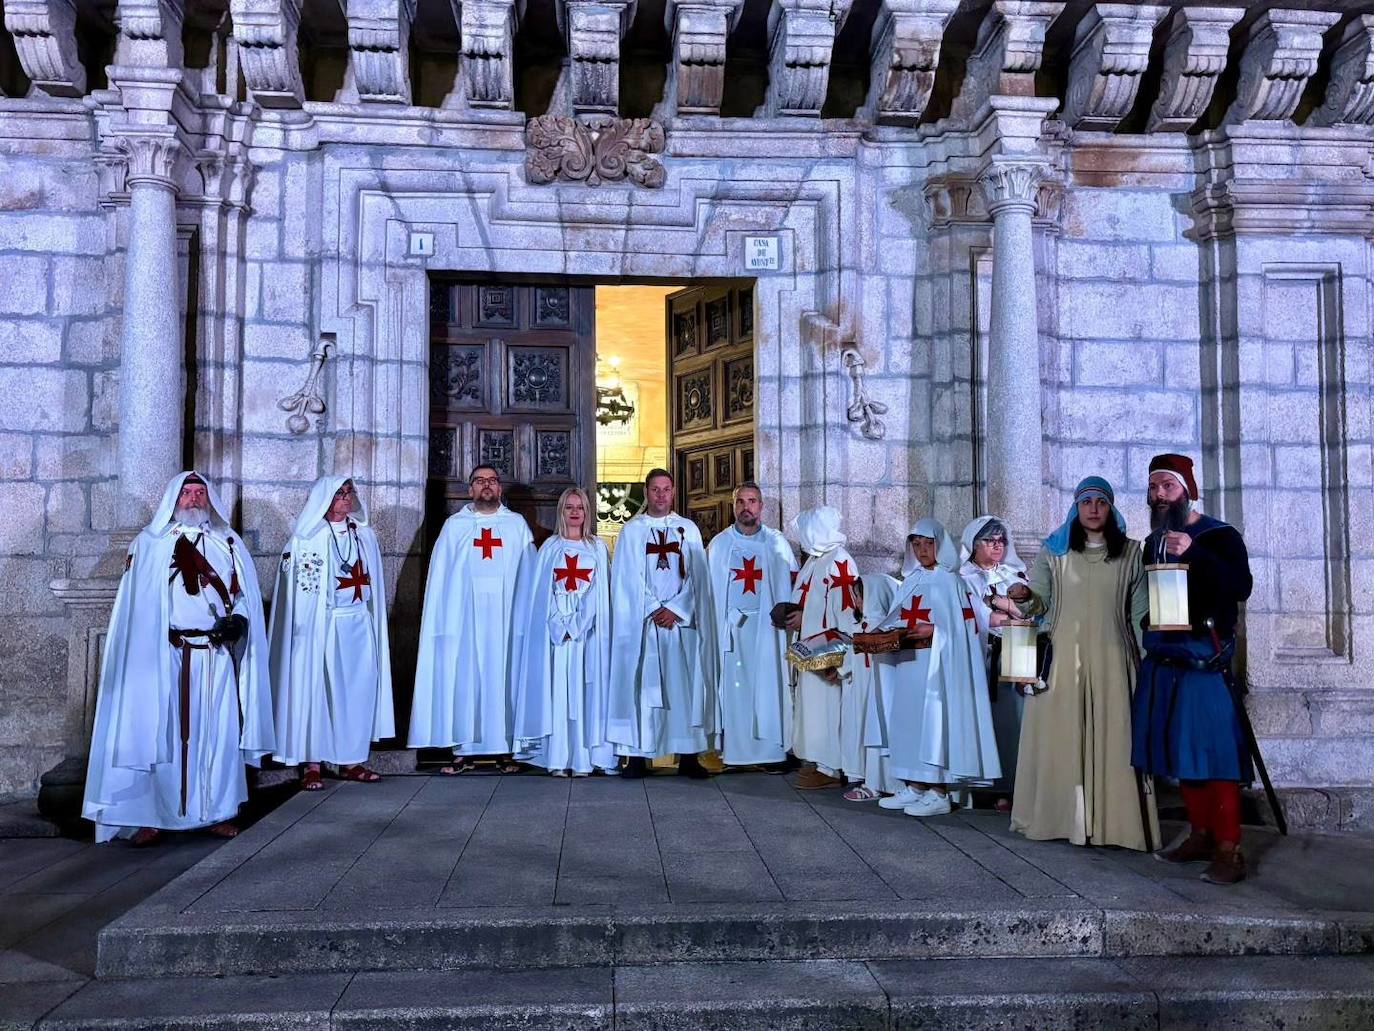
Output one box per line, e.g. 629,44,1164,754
0,0,1370,809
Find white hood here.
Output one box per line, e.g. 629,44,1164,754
790,506,846,557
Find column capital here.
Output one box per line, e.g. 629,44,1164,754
978,159,1047,215
113,132,184,190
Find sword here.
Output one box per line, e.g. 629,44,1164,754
1204,617,1287,836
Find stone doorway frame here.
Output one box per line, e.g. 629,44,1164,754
315,161,854,579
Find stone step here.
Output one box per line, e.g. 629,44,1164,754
96,898,1371,979
28,955,1374,1030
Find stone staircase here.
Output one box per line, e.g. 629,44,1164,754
31,775,1374,1029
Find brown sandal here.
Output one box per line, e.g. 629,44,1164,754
300,766,325,791
339,764,381,783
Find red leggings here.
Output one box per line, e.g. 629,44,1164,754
1180,780,1241,845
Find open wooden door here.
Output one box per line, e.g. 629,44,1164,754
667,282,755,545
427,281,596,546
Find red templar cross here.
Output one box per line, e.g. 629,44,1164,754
899,596,931,629
962,590,976,622
336,558,371,603
797,577,811,608
553,553,593,592
731,556,764,595
828,560,859,612
473,527,503,560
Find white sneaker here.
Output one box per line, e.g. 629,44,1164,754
879,785,926,810
903,792,953,818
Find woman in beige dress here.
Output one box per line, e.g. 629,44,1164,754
1006,477,1158,851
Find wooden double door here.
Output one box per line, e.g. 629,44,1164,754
668,283,756,546
427,280,596,543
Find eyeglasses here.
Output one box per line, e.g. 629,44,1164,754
981,537,1007,548
470,476,501,486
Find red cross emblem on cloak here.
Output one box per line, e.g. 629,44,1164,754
336,558,371,602
731,556,764,594
962,590,976,622
553,553,593,592
899,596,931,629
797,577,811,608
473,527,503,560
646,530,682,573
827,560,859,612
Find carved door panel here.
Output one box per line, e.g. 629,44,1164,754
668,283,755,546
428,281,595,545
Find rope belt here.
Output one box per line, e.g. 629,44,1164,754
168,629,213,816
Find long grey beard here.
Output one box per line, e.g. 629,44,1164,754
174,505,211,527
1149,497,1190,533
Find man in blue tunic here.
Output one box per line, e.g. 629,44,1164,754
1132,453,1254,884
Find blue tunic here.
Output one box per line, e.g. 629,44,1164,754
1131,517,1254,783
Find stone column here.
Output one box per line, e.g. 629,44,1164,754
114,132,185,529
978,158,1046,545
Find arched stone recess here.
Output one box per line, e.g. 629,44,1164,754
312,156,854,603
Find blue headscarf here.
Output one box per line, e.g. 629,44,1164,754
1042,476,1127,556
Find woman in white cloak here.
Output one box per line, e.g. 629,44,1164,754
959,516,1029,812
512,487,617,776
878,518,1000,817
268,475,395,788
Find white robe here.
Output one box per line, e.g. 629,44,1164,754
268,475,395,767
882,565,1001,786
961,559,1029,794
789,546,862,775
607,513,716,757
512,535,615,773
707,524,797,766
409,504,533,754
83,471,274,843
856,574,902,792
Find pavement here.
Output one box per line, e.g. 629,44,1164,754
4,770,1374,1028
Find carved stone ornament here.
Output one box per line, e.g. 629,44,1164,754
113,133,184,189
956,0,1063,119
462,0,517,109
1313,15,1374,127
559,0,636,116
4,0,87,97
765,0,836,118
230,0,306,108
860,0,957,126
924,171,1061,229
1224,9,1340,125
278,337,334,434
978,160,1047,215
114,0,184,67
664,0,738,116
1147,6,1244,133
841,346,887,441
1062,3,1169,132
524,116,666,188
346,0,417,103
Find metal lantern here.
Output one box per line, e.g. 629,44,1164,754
999,621,1039,684
1145,563,1191,631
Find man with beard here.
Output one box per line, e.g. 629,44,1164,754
1132,453,1254,884
608,469,717,778
706,482,796,767
83,472,274,844
409,465,534,774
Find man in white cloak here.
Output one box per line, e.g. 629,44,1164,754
878,518,1000,817
409,464,534,773
707,482,797,767
269,476,394,789
83,472,274,845
607,468,717,778
786,506,862,790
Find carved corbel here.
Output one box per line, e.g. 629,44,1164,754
955,0,1063,119
345,0,417,103
1224,9,1340,125
230,0,306,108
856,0,956,126
461,0,520,109
765,0,837,118
662,0,738,116
3,0,87,97
1062,3,1168,132
558,0,636,116
1313,15,1374,127
1146,6,1244,133
114,0,185,68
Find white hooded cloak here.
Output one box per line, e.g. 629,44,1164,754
268,475,395,766
408,503,534,753
707,522,798,765
882,518,1000,786
83,471,274,842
